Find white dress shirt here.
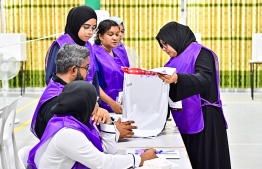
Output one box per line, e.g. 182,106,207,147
34,123,141,169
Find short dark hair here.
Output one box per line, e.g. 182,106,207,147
94,19,119,45
56,43,90,74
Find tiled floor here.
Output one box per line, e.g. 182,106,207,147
221,92,262,169
1,90,262,169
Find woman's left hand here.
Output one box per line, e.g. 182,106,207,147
158,73,178,84
92,107,111,125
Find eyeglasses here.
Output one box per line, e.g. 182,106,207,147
81,24,99,34
76,65,90,73
161,41,168,49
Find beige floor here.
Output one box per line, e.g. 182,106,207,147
1,90,262,169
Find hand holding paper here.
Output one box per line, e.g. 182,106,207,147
152,67,182,111
149,67,176,76
150,67,178,84
158,72,178,84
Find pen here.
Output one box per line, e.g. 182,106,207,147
156,150,177,154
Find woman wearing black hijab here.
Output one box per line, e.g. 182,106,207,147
28,81,157,169
45,5,125,120
45,5,97,85
156,22,231,169
40,6,137,141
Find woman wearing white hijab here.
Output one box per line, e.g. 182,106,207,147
109,16,130,67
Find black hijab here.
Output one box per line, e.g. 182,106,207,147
51,81,97,127
65,6,97,46
156,21,196,55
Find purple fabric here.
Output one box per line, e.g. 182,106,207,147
30,79,64,138
45,40,57,70
93,44,129,112
34,34,97,138
165,42,227,134
113,43,130,67
28,115,103,169
53,34,96,83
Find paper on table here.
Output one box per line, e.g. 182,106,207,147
132,128,163,138
156,150,180,159
126,148,180,159
140,158,180,168
128,149,181,168
149,67,176,76
139,161,179,168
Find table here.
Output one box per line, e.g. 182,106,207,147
249,60,262,100
116,121,192,169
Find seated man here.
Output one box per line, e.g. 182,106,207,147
28,81,157,169
31,43,136,140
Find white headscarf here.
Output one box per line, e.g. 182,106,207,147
109,16,125,29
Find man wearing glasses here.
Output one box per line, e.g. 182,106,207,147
32,44,136,140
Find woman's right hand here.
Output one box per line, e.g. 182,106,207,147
109,101,122,114
139,149,158,166
99,87,123,114
158,73,178,84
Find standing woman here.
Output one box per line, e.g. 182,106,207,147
45,5,100,94
93,20,130,113
156,22,231,169
42,6,136,139
45,6,122,113
109,16,130,67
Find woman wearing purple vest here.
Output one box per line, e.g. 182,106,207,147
43,6,137,139
156,22,231,169
45,6,98,87
28,81,157,169
109,16,130,67
93,20,130,113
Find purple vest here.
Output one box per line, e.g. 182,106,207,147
93,44,130,112
165,42,227,134
113,43,130,67
28,115,103,169
46,34,96,83
30,79,64,138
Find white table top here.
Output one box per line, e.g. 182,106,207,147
116,120,192,169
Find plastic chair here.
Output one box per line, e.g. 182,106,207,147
18,146,33,169
1,96,21,169
0,106,8,169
